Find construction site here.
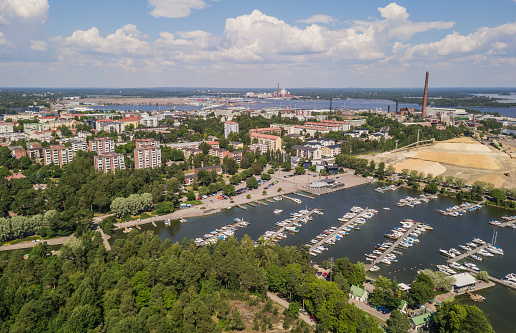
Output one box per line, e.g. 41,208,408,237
363,136,516,189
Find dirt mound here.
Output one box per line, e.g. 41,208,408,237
472,174,507,188
414,151,500,170
393,159,446,175
433,142,492,152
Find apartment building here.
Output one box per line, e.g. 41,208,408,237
89,137,115,154
292,145,322,160
43,145,74,167
224,121,239,138
134,139,162,169
249,127,282,136
0,122,14,133
249,133,282,152
94,152,126,173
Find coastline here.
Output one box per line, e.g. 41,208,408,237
113,170,370,230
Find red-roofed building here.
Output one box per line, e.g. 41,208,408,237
38,116,59,122
205,141,220,149
250,133,282,151
5,173,26,181
249,127,282,136
120,117,142,127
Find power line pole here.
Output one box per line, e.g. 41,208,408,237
329,257,334,281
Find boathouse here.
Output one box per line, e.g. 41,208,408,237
451,272,477,292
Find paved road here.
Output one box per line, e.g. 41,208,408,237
348,299,390,323
0,236,72,252
267,292,316,328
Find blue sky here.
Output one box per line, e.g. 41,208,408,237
0,0,515,88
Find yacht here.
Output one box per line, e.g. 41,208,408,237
369,265,380,272
473,238,486,245
470,254,482,261
504,273,516,283
273,209,283,214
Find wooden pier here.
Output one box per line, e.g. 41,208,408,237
256,201,267,206
497,220,515,228
247,202,256,207
197,219,249,246
309,209,375,253
295,192,315,199
264,209,316,242
237,205,247,210
151,221,157,227
446,244,488,263
365,222,421,270
265,198,276,203
437,202,483,217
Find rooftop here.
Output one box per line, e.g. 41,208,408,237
411,312,435,327
451,272,477,288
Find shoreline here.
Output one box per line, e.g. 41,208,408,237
113,171,370,230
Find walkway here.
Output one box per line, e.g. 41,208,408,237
0,236,71,252
267,292,315,328
309,209,375,252
365,222,420,270
446,244,488,263
348,299,389,323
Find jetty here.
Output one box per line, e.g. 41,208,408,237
265,198,276,203
283,196,302,203
256,200,267,206
237,205,247,210
437,202,483,217
247,202,256,207
309,208,376,253
151,221,157,227
196,219,250,246
366,222,421,270
396,194,438,207
295,192,315,199
263,209,316,242
446,244,488,263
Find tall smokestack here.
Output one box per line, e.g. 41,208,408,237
396,99,399,113
278,83,280,97
388,105,390,113
329,98,332,116
422,71,429,118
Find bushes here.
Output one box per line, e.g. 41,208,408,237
155,201,175,215
111,193,153,218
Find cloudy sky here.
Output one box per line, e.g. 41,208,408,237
0,0,515,88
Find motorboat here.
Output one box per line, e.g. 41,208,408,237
369,265,380,272
273,209,283,214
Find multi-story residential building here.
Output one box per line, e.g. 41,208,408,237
27,142,44,159
134,139,162,169
95,119,125,133
94,152,126,173
24,123,50,133
0,122,14,133
70,140,87,152
120,116,141,128
6,112,39,122
43,145,74,167
140,116,160,127
209,148,230,159
321,144,342,157
8,146,27,159
135,138,160,149
184,148,202,159
89,137,115,154
292,125,330,136
319,120,351,132
249,127,282,136
292,145,322,160
249,133,282,152
224,121,239,138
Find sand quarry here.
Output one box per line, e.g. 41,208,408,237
363,137,516,189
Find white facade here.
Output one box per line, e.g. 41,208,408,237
224,121,239,138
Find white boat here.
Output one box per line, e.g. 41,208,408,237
383,207,390,210
273,209,283,214
473,238,486,245
369,265,380,272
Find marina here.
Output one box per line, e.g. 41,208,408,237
437,202,483,217
488,219,516,229
308,207,377,254
261,209,318,242
375,184,399,193
237,204,247,210
194,218,250,246
365,221,428,271
395,194,438,207
108,183,516,333
294,192,315,200
283,196,302,204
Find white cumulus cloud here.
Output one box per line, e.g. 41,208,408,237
0,0,49,24
297,14,337,24
148,0,207,18
30,40,47,51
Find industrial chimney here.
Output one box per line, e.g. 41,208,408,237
396,99,399,113
422,71,429,118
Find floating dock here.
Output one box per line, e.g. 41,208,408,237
262,209,317,242
309,209,376,253
196,219,249,246
446,244,488,263
247,202,256,207
295,192,315,199
237,205,247,210
365,222,421,270
256,201,267,206
437,202,483,217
